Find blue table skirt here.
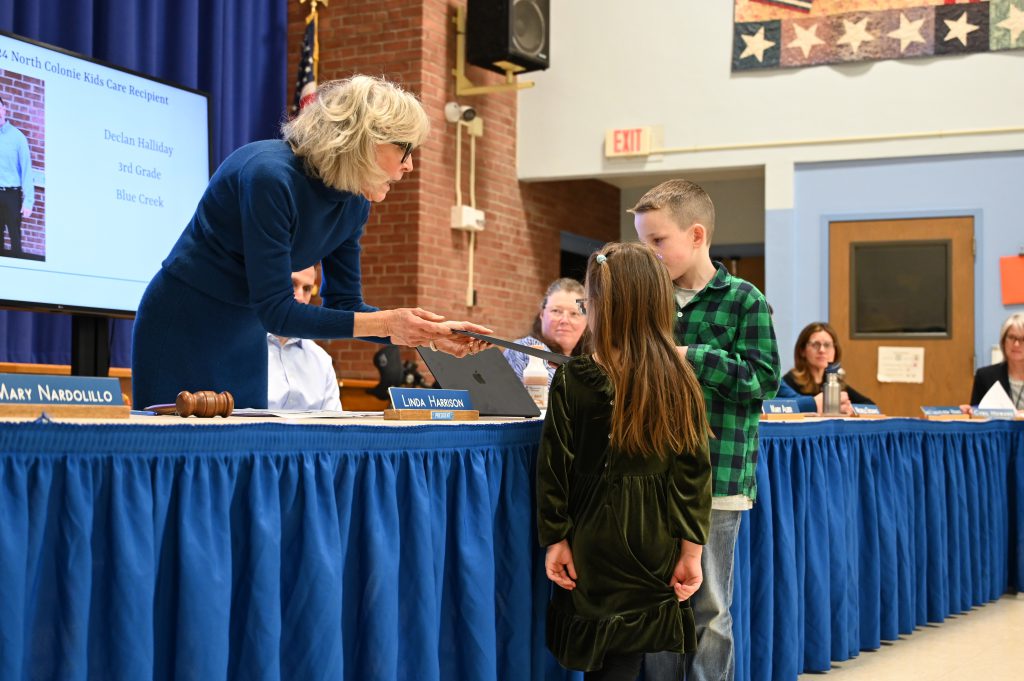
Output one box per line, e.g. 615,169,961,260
733,419,1024,681
0,421,549,681
1,419,1022,681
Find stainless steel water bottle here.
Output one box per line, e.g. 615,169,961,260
823,365,842,415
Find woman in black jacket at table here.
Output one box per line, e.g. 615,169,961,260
781,322,875,411
966,313,1024,409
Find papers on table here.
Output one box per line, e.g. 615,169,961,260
231,408,383,418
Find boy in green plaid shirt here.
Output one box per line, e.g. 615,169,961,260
632,180,780,681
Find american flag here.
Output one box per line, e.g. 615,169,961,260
291,11,318,115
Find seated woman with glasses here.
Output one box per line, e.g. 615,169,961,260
503,277,589,385
780,321,874,413
963,312,1024,411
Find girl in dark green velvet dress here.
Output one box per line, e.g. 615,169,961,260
537,242,712,680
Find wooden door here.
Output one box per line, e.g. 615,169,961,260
723,256,765,296
829,217,973,417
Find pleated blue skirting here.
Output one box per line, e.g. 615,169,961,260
132,269,269,409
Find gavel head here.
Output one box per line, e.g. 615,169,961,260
175,390,234,418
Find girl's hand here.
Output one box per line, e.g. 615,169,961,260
545,539,577,591
670,541,703,602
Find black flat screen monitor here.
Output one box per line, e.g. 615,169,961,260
851,240,951,338
0,31,211,317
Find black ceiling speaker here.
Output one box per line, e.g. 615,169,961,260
466,0,550,75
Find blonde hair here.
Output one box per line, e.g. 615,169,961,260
586,242,709,458
1000,313,1024,352
281,75,429,194
629,179,716,243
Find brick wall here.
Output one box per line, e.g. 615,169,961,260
288,0,619,380
0,70,46,258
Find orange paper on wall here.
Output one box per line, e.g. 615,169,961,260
1000,256,1024,305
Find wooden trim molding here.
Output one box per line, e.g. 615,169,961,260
339,377,389,411
0,362,131,378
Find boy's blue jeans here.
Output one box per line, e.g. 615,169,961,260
643,509,743,681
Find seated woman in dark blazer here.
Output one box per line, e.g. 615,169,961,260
967,313,1024,409
782,321,874,412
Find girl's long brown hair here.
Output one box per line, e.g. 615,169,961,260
586,242,709,457
790,321,842,394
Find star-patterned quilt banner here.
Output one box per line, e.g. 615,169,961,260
733,0,1024,70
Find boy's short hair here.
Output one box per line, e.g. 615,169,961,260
629,179,716,243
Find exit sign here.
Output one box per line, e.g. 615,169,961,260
605,126,652,157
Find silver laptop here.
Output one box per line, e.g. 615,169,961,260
417,347,541,418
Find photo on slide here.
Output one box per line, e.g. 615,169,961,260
0,68,45,262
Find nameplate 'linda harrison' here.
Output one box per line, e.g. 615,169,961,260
384,387,479,421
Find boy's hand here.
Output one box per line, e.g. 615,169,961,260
545,539,577,591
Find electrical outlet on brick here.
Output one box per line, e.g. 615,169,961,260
451,205,485,232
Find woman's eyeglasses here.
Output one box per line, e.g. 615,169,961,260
807,341,834,351
545,306,584,321
1006,333,1024,346
391,141,414,163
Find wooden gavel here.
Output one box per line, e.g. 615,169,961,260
175,390,234,418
